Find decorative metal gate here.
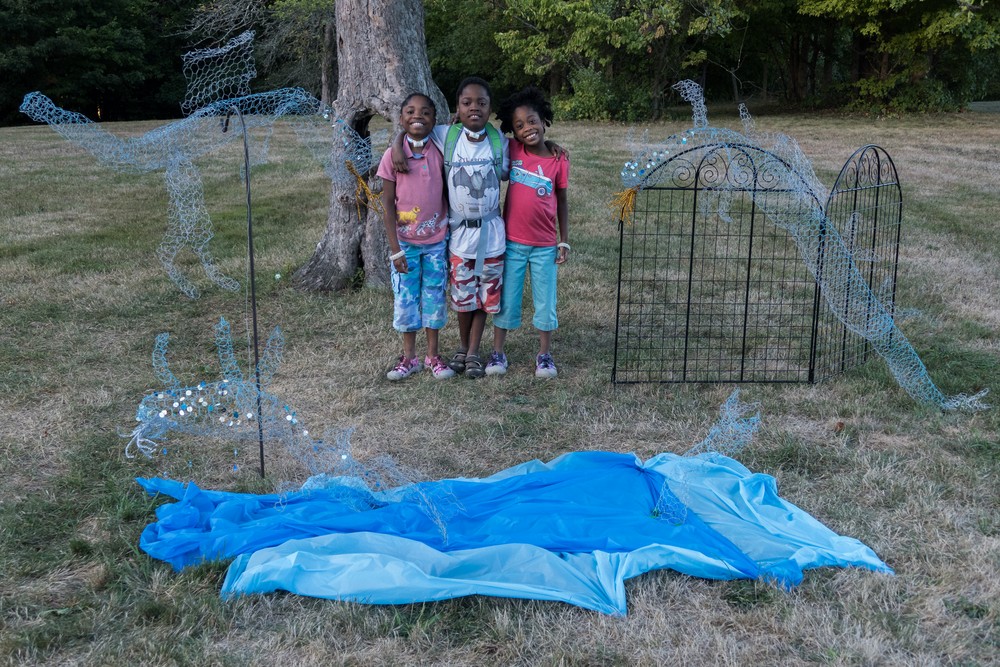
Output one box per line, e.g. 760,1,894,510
612,144,902,385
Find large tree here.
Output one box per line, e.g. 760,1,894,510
293,0,447,291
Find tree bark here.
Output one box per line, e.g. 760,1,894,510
294,0,447,291
320,18,337,107
787,33,809,102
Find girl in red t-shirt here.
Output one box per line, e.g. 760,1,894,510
487,87,570,378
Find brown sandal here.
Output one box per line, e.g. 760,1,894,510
464,354,485,378
447,350,467,373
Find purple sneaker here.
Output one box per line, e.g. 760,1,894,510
535,353,557,378
485,351,508,376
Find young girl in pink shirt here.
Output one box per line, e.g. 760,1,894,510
487,87,570,378
377,93,455,380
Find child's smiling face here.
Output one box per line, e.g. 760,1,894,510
457,84,490,132
401,95,434,140
512,106,546,150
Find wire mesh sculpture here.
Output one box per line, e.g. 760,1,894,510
612,81,988,411
653,389,762,525
18,31,380,298
290,106,385,189
181,31,256,116
684,389,762,458
19,86,320,298
125,317,456,534
124,317,300,460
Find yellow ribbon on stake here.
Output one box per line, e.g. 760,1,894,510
345,159,384,220
609,185,640,226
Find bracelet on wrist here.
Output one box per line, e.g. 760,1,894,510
389,249,406,261
557,242,571,251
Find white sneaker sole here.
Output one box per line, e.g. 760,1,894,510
387,364,422,381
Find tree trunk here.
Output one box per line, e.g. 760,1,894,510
821,25,835,93
320,18,337,107
548,69,562,98
761,61,768,102
787,33,809,102
649,39,671,121
294,0,447,291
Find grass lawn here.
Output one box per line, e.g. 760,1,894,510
0,106,998,665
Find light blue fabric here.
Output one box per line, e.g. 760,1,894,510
221,534,741,615
138,451,892,615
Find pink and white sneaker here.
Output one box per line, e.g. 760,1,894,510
386,355,422,381
425,355,456,379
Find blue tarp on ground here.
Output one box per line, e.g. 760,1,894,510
137,451,892,615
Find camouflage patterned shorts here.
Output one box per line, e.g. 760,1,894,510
448,254,503,313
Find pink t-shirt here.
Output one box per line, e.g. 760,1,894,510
503,141,569,246
376,140,448,245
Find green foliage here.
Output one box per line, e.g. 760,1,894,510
553,66,613,120
0,0,201,124
4,0,998,125
608,78,655,121
425,0,527,101
799,0,1000,112
890,77,960,114
488,0,739,119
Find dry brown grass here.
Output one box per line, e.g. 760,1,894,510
1,107,998,665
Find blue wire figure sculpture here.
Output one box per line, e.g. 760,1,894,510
125,317,297,459
18,31,380,298
19,86,321,298
126,317,457,534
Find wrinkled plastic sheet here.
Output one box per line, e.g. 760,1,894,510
138,451,891,615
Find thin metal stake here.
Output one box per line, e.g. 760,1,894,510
226,105,266,479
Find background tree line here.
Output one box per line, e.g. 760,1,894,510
2,0,998,125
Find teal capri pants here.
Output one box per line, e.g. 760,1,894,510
493,240,558,331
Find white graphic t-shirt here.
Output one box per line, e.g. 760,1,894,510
430,125,509,260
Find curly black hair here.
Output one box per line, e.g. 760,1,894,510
497,86,553,135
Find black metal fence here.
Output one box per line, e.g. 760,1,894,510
612,144,901,385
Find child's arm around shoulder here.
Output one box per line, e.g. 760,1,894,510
546,139,569,161
390,132,408,174
500,131,511,181
391,124,450,173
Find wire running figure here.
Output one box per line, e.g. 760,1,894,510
19,31,379,298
